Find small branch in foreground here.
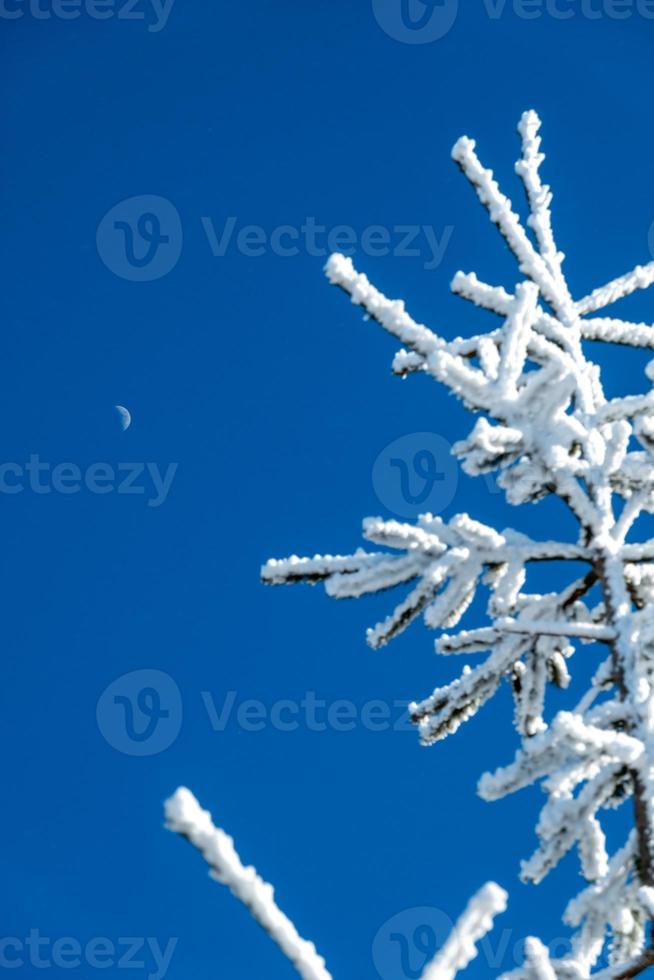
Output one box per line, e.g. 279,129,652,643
164,787,332,980
422,883,507,980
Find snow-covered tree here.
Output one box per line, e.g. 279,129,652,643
166,112,654,978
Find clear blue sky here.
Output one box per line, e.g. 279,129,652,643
1,3,653,978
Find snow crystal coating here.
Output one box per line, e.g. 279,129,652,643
422,882,508,979
265,111,654,977
164,788,332,980
165,791,510,980
172,111,654,978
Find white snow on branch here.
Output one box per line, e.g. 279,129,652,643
493,619,615,641
325,252,442,359
164,788,332,980
500,936,558,979
451,133,559,311
219,109,654,979
515,111,565,290
421,882,508,980
576,262,654,316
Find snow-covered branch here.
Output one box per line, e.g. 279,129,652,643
272,110,654,975
165,789,512,980
421,882,508,979
164,788,332,980
172,111,654,978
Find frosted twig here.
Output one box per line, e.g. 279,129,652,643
177,110,654,979
164,788,332,980
576,263,654,316
421,882,508,980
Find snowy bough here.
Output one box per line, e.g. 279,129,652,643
166,112,654,977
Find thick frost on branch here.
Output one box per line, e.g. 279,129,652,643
422,882,508,979
164,792,510,980
197,111,654,978
576,263,654,317
265,110,654,976
164,788,332,980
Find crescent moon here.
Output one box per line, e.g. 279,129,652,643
115,405,132,431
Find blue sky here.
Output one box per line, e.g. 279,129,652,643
1,2,653,978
